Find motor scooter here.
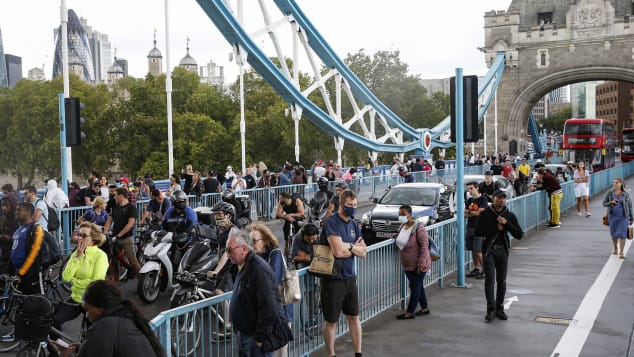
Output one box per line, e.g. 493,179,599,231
137,229,192,303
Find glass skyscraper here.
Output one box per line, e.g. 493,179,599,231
0,26,8,87
52,9,95,82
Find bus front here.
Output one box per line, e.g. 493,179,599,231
622,128,634,162
562,119,607,171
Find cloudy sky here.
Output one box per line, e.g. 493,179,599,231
2,0,511,82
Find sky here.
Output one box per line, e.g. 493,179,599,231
1,0,512,82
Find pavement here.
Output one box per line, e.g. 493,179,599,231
312,177,634,357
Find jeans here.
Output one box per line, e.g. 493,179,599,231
404,270,428,314
238,333,273,357
550,192,563,225
483,247,508,309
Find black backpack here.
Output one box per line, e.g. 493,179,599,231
36,199,60,232
75,187,87,206
28,224,62,269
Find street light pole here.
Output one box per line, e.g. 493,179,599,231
164,0,174,175
60,0,72,192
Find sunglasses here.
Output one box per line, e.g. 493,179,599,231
225,245,244,254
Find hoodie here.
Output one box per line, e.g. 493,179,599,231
0,198,18,266
45,179,69,209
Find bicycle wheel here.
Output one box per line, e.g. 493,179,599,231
170,304,203,357
0,340,20,353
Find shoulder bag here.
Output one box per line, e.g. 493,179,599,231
308,230,342,279
269,249,301,305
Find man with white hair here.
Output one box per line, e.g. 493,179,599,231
44,179,69,209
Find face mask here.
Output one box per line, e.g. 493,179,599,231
215,217,228,227
398,215,408,223
343,206,356,218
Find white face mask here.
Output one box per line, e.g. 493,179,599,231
398,215,408,224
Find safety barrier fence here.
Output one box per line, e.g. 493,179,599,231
50,158,603,255
148,162,634,356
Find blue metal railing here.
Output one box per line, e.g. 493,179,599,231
149,162,634,356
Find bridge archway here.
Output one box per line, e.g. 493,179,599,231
507,67,634,138
483,0,634,154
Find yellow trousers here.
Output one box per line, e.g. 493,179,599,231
550,192,563,225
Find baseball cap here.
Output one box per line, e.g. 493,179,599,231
536,159,542,163
492,190,507,198
335,182,348,189
119,177,130,185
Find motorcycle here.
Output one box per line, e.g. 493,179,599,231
137,229,192,304
169,228,225,356
306,188,330,227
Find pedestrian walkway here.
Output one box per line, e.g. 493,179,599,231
313,177,634,357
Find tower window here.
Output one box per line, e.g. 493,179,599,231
540,52,546,66
538,12,553,26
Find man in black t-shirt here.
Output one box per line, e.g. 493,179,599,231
104,188,140,279
465,182,489,279
203,170,221,194
478,171,498,202
490,159,503,176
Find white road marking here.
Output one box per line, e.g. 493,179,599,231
551,239,632,357
503,295,518,310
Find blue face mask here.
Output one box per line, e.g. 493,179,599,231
343,206,356,218
398,215,408,223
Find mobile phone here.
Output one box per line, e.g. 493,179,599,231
55,338,70,349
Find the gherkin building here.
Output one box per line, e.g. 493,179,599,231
52,9,94,82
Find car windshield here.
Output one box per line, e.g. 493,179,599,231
380,187,437,206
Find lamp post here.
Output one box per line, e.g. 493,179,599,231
164,0,174,175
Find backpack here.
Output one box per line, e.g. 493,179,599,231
29,224,62,269
36,199,60,232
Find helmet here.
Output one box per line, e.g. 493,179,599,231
211,201,236,218
171,190,187,209
221,189,235,202
317,177,329,190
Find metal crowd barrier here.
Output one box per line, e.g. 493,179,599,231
148,161,634,357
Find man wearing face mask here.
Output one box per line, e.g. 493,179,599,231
322,189,367,357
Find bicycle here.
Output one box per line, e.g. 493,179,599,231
0,276,23,353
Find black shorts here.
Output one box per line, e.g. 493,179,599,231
320,278,359,323
465,227,484,253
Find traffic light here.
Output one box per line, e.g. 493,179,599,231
64,97,85,146
450,75,479,143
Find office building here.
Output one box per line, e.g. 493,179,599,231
4,54,22,87
52,9,95,82
596,81,632,134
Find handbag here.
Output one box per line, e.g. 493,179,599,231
428,238,440,262
281,268,301,305
308,231,342,279
270,249,301,305
603,215,609,226
628,227,633,240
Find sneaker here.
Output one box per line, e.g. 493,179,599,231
476,272,485,280
577,212,582,216
495,309,508,320
1,332,14,342
586,213,592,217
548,224,560,229
467,268,479,277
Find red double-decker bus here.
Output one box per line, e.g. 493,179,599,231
621,128,634,162
562,118,616,172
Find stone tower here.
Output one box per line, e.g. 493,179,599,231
147,30,162,76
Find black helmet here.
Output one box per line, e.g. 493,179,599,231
171,190,187,209
221,189,235,202
317,177,329,190
211,201,236,218
302,223,319,236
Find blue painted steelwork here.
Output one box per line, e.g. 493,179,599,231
194,0,506,155
527,111,543,154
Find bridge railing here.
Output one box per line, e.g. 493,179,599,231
148,161,634,357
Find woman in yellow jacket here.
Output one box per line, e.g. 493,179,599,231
53,222,108,337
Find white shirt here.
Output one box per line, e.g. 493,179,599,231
45,188,69,209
